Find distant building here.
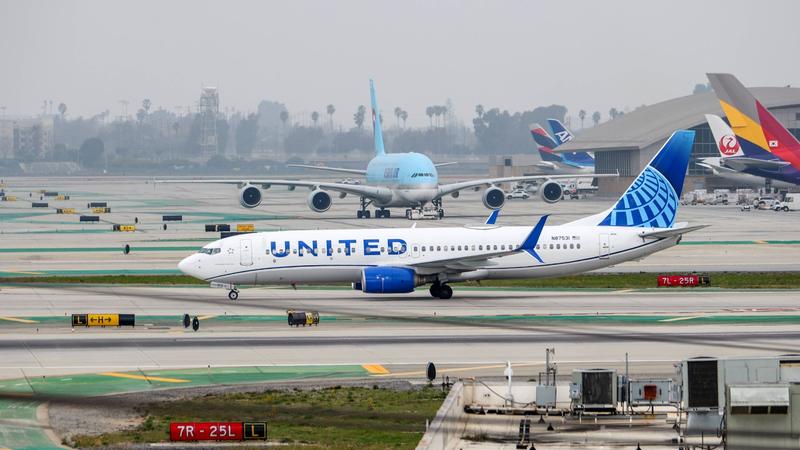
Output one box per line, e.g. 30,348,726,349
198,86,219,155
1,116,55,160
555,87,800,194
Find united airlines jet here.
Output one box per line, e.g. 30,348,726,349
161,81,613,219
179,130,702,300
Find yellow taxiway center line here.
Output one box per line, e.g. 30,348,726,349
197,315,216,321
100,372,190,383
362,364,390,375
377,362,543,378
658,315,706,323
7,271,42,275
0,316,38,324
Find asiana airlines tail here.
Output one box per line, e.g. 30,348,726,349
179,130,705,300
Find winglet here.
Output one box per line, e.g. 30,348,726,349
520,215,548,263
369,79,386,156
485,209,500,225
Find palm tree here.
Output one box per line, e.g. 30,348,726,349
578,110,586,129
354,105,366,130
394,106,402,128
142,99,151,114
57,103,67,120
136,108,146,124
425,106,434,127
475,104,485,119
609,107,619,120
400,110,408,127
326,104,336,130
592,111,601,127
311,111,320,127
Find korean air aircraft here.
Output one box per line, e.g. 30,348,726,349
696,114,793,188
179,130,702,300
704,73,800,187
531,119,595,174
161,81,609,219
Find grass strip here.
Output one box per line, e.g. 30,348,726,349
68,386,446,449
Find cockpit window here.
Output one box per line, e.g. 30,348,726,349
198,248,221,255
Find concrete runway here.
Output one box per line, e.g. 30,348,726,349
1,285,799,380
1,176,799,274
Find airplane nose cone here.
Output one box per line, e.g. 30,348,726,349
178,255,200,279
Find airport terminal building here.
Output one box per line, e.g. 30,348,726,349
555,87,800,195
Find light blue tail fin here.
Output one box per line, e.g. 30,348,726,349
369,79,386,156
598,130,695,228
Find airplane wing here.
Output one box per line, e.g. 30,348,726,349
721,157,791,172
639,224,708,239
286,164,367,175
435,173,618,199
155,179,391,202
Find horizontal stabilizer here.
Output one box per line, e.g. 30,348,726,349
721,157,790,172
434,162,458,168
639,224,708,239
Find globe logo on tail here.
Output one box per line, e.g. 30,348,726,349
719,135,740,156
599,166,678,228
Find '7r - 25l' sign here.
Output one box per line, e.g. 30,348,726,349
170,422,267,441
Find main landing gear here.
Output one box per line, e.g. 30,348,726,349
228,289,239,300
356,196,392,219
429,281,453,299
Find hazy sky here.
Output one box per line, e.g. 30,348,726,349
2,0,799,126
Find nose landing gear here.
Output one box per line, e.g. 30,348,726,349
228,289,239,300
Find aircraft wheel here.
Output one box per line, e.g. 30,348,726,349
364,210,371,219
228,290,239,300
429,283,441,298
438,284,453,299
384,210,391,218
375,210,383,219
438,209,445,219
406,209,412,219
357,210,363,219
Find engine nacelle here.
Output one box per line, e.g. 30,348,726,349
239,184,262,208
482,187,505,209
307,189,332,212
360,267,417,294
539,180,563,203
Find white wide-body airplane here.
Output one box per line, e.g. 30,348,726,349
160,81,614,219
179,130,703,300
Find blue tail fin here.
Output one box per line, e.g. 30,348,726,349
598,130,694,228
369,79,386,156
546,119,574,146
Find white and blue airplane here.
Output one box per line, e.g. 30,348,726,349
162,81,611,219
179,130,703,300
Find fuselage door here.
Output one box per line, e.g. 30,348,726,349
240,239,253,266
599,234,611,259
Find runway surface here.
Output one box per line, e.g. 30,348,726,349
1,285,799,381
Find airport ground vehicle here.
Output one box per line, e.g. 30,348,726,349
506,188,530,200
774,193,800,211
179,131,703,300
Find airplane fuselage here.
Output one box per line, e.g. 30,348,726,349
364,152,439,207
179,225,677,287
699,157,796,188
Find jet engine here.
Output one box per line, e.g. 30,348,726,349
482,187,505,209
539,180,563,203
307,189,332,212
239,184,262,208
359,267,418,294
